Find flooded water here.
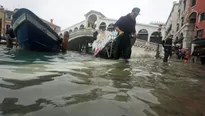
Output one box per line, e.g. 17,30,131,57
0,45,205,116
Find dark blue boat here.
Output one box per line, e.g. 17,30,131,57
11,8,61,52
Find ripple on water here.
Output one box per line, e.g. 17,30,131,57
127,87,160,105
1,46,205,116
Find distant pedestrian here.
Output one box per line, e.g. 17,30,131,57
199,50,205,65
61,31,69,53
184,49,191,63
59,33,63,44
0,30,2,42
5,28,15,49
190,50,199,63
92,25,98,41
176,48,181,59
181,48,186,60
162,35,173,62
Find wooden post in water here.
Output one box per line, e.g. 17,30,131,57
85,40,88,53
62,31,69,53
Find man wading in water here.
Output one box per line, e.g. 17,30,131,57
162,35,173,62
114,7,140,62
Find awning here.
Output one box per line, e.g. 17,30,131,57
192,38,205,45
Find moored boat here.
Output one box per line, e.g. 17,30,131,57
12,8,61,52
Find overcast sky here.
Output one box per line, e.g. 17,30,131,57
0,0,178,30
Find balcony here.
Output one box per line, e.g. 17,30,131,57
5,13,13,20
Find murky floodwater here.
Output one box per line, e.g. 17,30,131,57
0,45,205,116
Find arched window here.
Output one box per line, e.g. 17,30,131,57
107,23,114,31
150,31,162,43
99,22,106,31
74,27,78,32
138,29,149,41
79,25,85,30
87,14,97,28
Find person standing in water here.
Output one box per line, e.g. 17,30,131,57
5,28,15,49
59,33,63,43
61,31,69,53
190,49,199,63
162,35,173,62
114,7,140,62
0,29,1,42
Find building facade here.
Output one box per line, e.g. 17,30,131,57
0,6,15,36
165,1,179,41
0,6,61,36
60,10,166,44
190,0,205,39
174,0,194,50
165,0,199,51
0,7,4,36
41,19,61,33
190,0,205,52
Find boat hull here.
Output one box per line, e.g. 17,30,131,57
12,8,61,52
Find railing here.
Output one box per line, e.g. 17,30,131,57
69,30,161,51
135,38,162,51
70,30,93,39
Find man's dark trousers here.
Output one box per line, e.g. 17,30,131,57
163,46,172,62
114,34,131,60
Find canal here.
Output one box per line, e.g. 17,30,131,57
0,46,205,116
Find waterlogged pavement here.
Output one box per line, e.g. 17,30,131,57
0,46,205,116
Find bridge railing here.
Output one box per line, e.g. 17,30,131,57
69,30,162,51
135,38,163,51
70,30,93,39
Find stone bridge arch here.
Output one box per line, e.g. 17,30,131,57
107,23,114,31
69,29,72,33
74,27,78,32
68,31,94,51
79,25,85,30
138,29,149,41
99,22,107,31
87,14,97,28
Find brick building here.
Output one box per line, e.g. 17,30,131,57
165,0,193,50
41,19,61,33
190,0,205,51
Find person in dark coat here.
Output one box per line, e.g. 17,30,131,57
59,33,63,44
162,35,173,62
190,50,199,63
113,7,140,61
5,28,15,49
199,50,205,65
0,30,2,42
93,31,98,41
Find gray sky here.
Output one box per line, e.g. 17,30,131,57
0,0,178,30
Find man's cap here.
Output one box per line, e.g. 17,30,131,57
132,7,140,15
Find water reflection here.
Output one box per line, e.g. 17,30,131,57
0,98,45,115
0,73,61,90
